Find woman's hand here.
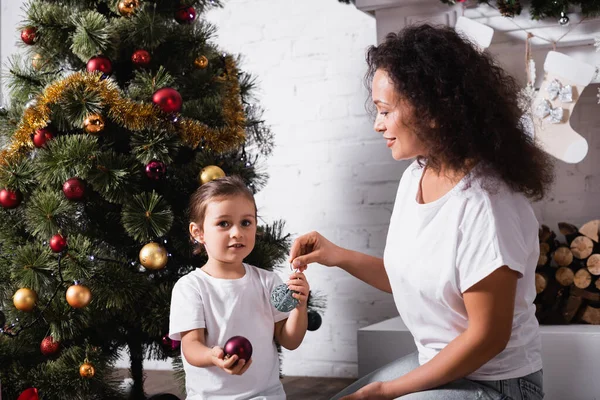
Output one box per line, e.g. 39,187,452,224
288,231,343,271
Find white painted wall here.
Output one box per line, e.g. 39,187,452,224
1,0,599,379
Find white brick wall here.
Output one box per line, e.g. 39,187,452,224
2,0,600,379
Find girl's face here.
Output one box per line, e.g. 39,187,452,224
371,69,427,161
190,195,256,266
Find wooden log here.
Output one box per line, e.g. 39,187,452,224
559,222,580,244
555,267,574,286
539,224,555,243
587,254,600,275
580,305,600,324
596,279,600,291
579,219,600,242
540,242,550,254
562,286,584,323
553,246,573,267
535,272,548,294
570,236,594,259
574,268,592,289
537,254,548,268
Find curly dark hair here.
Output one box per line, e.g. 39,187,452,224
365,24,554,200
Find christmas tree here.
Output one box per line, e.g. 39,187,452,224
0,1,323,399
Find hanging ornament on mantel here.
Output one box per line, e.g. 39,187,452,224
559,11,570,26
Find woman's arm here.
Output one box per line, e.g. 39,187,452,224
344,266,519,399
289,231,392,293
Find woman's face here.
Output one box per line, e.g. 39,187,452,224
371,69,427,161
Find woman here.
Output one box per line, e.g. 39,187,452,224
289,24,553,400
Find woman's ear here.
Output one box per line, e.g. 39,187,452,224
189,222,203,244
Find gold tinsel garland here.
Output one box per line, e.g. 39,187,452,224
0,56,246,166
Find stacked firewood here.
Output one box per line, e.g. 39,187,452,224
535,221,600,325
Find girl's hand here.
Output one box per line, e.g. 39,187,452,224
286,272,310,309
210,346,252,375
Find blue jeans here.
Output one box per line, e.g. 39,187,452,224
331,352,544,399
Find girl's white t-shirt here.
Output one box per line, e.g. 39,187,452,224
169,263,289,399
384,161,542,380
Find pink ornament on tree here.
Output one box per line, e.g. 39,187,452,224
162,334,181,351
145,161,167,180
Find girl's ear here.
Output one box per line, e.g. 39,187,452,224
189,222,204,244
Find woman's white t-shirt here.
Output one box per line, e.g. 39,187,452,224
384,161,542,380
169,263,289,399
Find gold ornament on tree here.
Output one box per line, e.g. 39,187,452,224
32,53,44,70
194,55,209,69
139,242,168,270
83,114,105,134
199,165,226,185
66,283,92,308
13,288,37,312
79,362,95,378
118,0,140,17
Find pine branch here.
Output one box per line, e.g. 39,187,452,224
70,11,114,62
121,191,174,242
87,150,138,204
0,157,38,193
130,129,181,165
36,135,99,186
127,66,175,101
24,188,76,238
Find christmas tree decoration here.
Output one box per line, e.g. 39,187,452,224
83,114,105,134
66,283,92,308
40,336,60,356
86,56,113,75
145,160,167,180
194,55,209,69
307,310,322,331
132,49,151,68
62,177,86,201
175,6,196,24
32,53,44,70
49,234,67,253
79,362,95,378
533,51,596,164
558,11,570,26
162,334,181,351
118,0,141,17
0,188,23,209
270,283,299,312
17,388,39,400
199,165,226,185
32,127,54,148
152,87,183,114
224,336,252,363
21,27,37,45
13,288,38,312
139,242,168,270
497,0,521,17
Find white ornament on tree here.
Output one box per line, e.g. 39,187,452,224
532,51,596,164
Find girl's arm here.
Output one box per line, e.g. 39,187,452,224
274,272,309,350
181,328,252,375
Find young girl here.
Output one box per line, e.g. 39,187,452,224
169,176,309,399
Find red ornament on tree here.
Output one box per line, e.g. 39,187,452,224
40,336,60,356
32,127,54,148
49,234,67,253
175,6,196,23
224,336,253,363
145,160,167,180
152,88,183,114
21,27,37,45
132,49,151,67
0,188,23,209
86,55,112,75
62,177,85,201
162,334,181,351
17,388,39,400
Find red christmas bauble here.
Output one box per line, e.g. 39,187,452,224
162,334,181,351
40,336,60,356
152,88,182,114
175,6,196,23
224,336,253,362
62,178,85,201
32,127,54,148
145,160,166,180
21,27,37,45
17,388,39,400
86,55,112,75
132,49,151,67
49,234,67,253
0,188,22,209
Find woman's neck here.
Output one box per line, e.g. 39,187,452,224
418,162,472,204
201,260,246,279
